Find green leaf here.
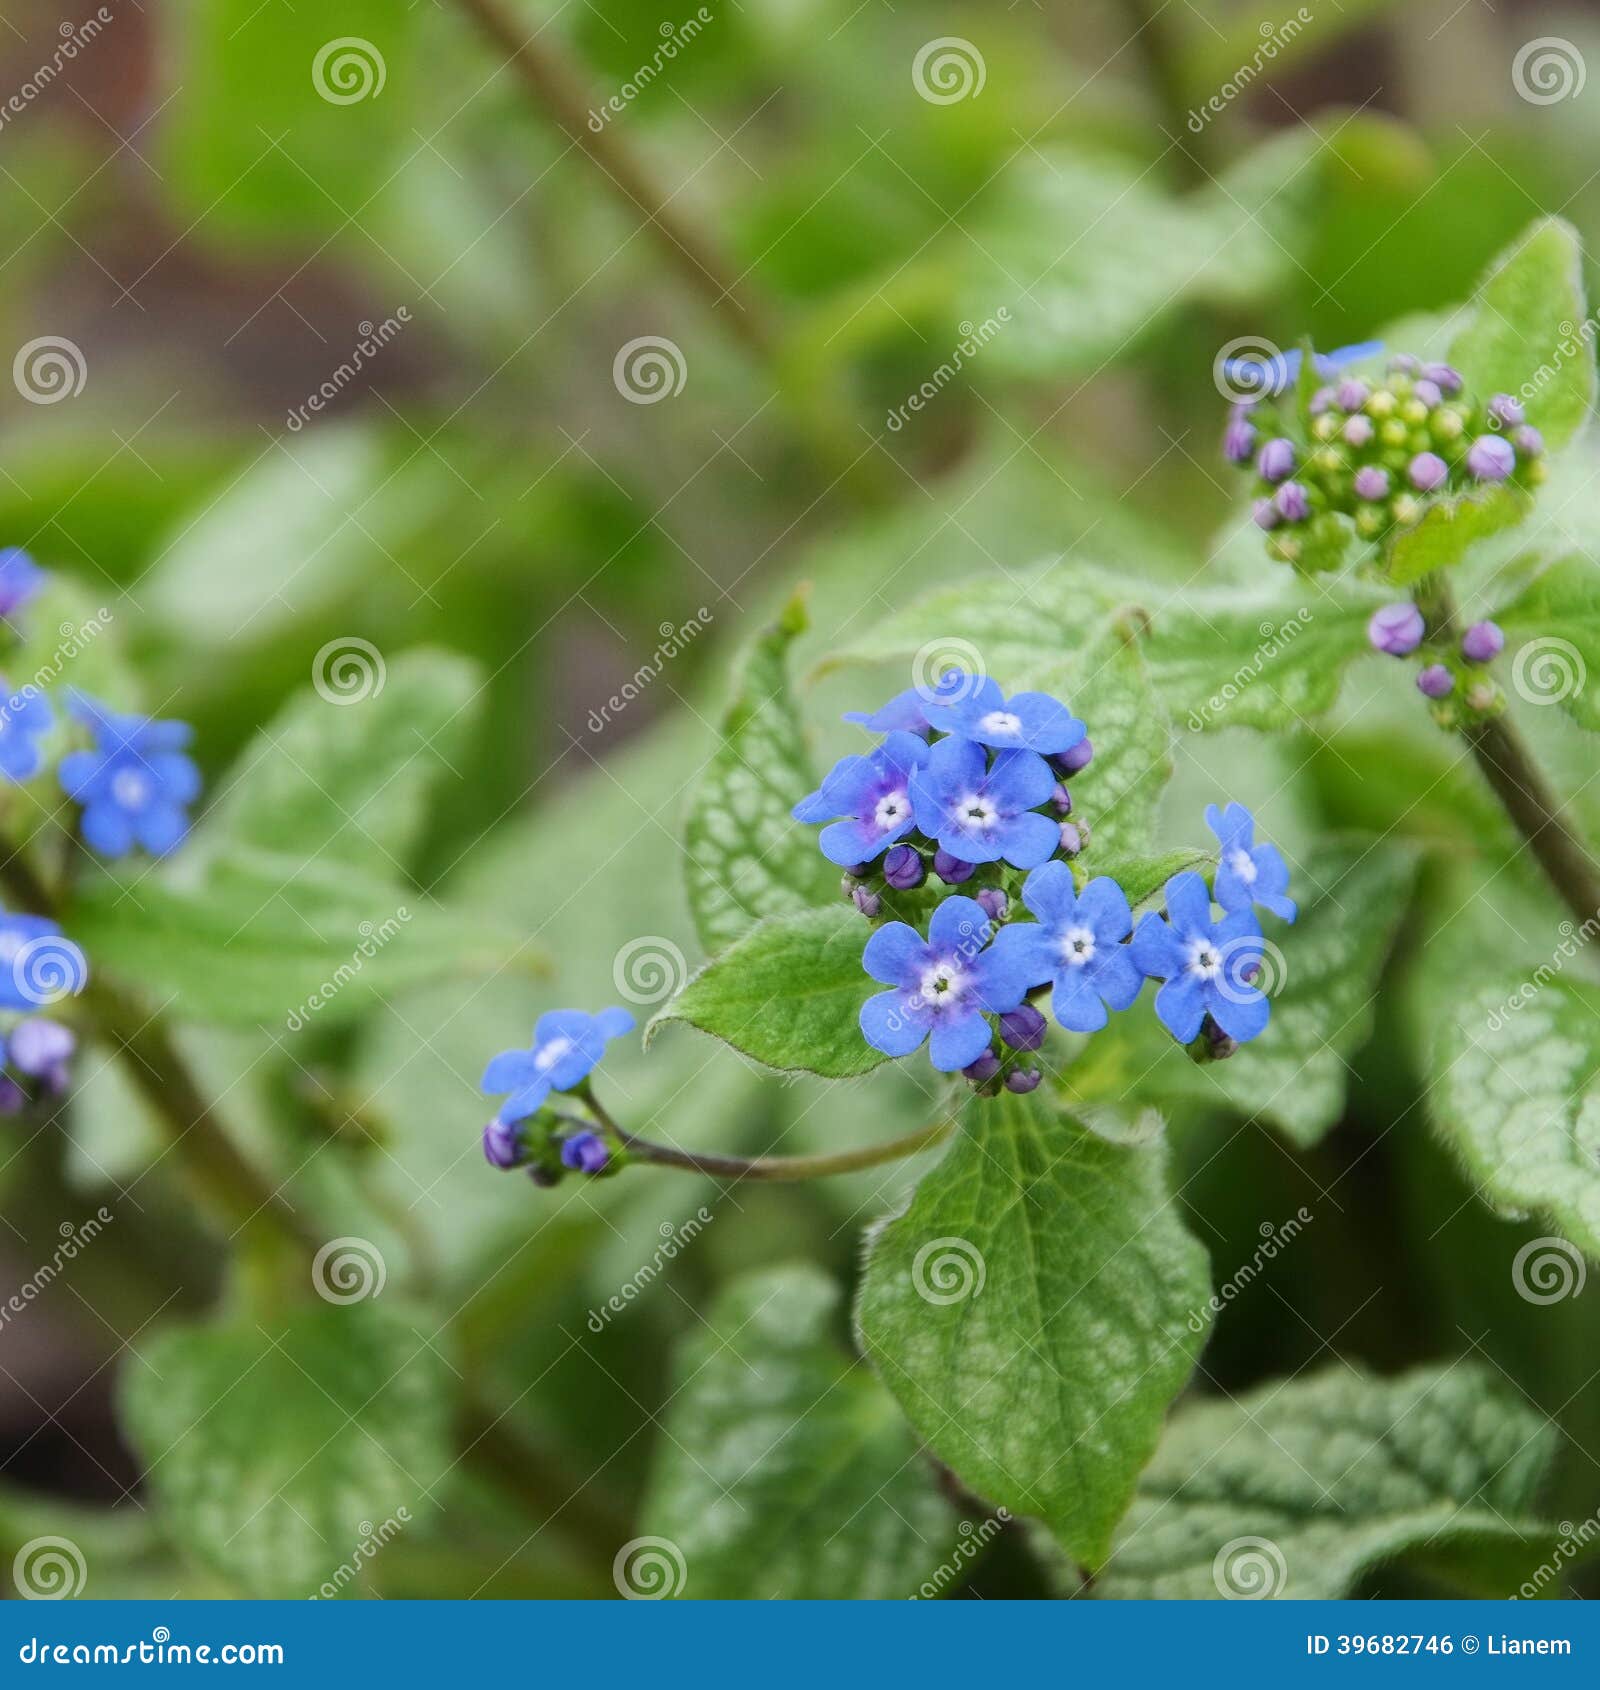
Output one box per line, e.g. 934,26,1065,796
1071,838,1421,1149
638,1265,960,1599
1381,483,1532,586
1094,1364,1556,1599
645,906,882,1078
1495,556,1600,731
684,590,836,953
1449,217,1595,453
1146,582,1383,733
1432,971,1600,1259
1084,848,1211,911
122,1303,451,1598
856,1090,1210,1567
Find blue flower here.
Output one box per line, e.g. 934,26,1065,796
0,549,46,622
481,1006,635,1126
843,670,970,734
1206,802,1296,923
1223,340,1383,400
921,675,1085,755
0,682,52,782
59,695,201,858
860,896,1034,1070
1006,863,1144,1032
1130,873,1268,1045
909,736,1058,869
560,1130,610,1173
792,730,930,866
0,911,85,1013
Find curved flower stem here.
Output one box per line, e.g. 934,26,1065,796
575,1091,956,1182
1414,575,1600,926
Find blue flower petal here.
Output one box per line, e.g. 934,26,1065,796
998,809,1061,870
482,1049,542,1093
1050,970,1108,1033
1163,871,1214,936
862,921,928,986
1020,859,1077,923
860,989,929,1057
1130,912,1186,979
984,920,1055,991
1090,944,1145,1012
593,1006,636,1040
928,895,989,954
1154,975,1207,1042
1207,984,1270,1044
1077,876,1133,942
928,1009,992,1072
985,748,1054,811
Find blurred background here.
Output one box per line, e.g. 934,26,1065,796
3,0,1600,1598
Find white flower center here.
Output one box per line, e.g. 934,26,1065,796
979,710,1022,739
111,768,151,811
959,793,997,829
918,962,965,1012
1228,847,1258,886
1187,938,1222,982
1059,924,1096,968
873,789,908,831
534,1035,575,1072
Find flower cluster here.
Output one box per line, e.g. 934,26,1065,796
480,1006,634,1183
796,669,1296,1089
1223,346,1547,570
1367,603,1510,720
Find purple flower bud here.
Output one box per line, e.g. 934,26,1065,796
1461,620,1505,663
1411,379,1442,409
1466,435,1515,482
1251,497,1279,531
1407,451,1448,492
1336,379,1369,413
0,1075,25,1114
483,1119,523,1170
1423,363,1462,395
1487,394,1525,429
1274,481,1311,522
8,1018,74,1078
999,1005,1047,1052
852,885,882,919
882,844,925,890
1367,602,1425,656
1049,739,1094,777
1417,664,1455,699
1512,424,1544,458
1353,465,1391,501
1341,415,1374,447
1256,438,1296,482
1388,354,1421,376
963,1051,1000,1084
975,887,1009,923
1309,385,1337,415
1051,783,1073,816
1004,1067,1042,1094
560,1130,610,1174
528,1164,560,1188
1223,409,1257,464
1058,821,1083,858
933,849,974,885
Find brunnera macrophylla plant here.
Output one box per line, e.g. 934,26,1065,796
466,217,1600,1595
